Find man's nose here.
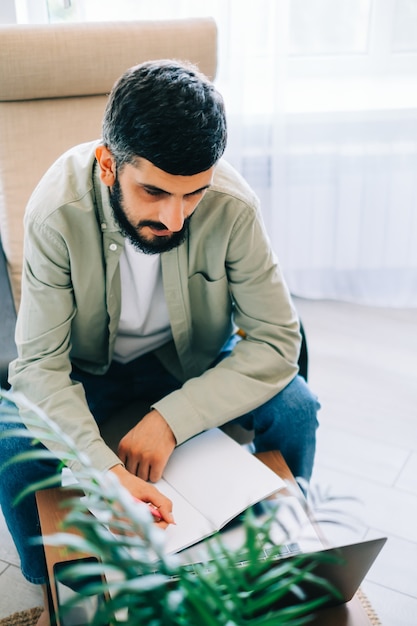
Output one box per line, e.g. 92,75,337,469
159,197,186,232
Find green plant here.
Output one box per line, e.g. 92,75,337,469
0,389,342,625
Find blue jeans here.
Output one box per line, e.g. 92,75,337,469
0,350,319,585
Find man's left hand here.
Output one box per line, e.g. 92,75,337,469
117,409,176,482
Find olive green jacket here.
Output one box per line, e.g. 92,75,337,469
9,141,300,473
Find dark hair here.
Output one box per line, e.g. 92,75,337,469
102,59,227,175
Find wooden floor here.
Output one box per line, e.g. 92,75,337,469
0,298,416,624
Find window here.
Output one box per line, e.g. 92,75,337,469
289,0,372,56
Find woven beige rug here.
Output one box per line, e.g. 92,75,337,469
0,607,43,626
0,590,381,626
357,588,382,625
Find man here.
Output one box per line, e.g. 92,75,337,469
0,60,319,623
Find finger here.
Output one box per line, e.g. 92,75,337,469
132,498,169,527
145,491,175,525
137,461,150,481
155,520,170,529
123,456,137,476
149,461,164,483
117,437,128,464
117,446,127,467
158,502,175,525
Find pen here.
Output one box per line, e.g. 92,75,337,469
133,497,163,521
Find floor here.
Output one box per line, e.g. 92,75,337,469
0,298,416,624
296,298,417,626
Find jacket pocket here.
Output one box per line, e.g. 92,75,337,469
188,272,233,357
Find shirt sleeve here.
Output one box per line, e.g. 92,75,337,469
9,215,122,474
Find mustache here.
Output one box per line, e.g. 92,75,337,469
137,220,170,232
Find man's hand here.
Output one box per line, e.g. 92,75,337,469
117,409,176,483
110,464,174,526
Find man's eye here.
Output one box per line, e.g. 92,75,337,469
186,189,205,199
145,188,164,197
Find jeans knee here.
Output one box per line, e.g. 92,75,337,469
283,375,320,429
0,419,28,459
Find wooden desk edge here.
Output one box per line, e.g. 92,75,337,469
36,487,87,623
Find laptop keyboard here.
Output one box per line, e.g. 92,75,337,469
168,542,302,579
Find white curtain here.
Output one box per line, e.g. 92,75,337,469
214,0,417,308
18,0,417,307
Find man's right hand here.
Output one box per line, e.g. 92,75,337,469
109,464,175,526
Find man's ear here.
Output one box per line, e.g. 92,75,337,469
95,145,116,186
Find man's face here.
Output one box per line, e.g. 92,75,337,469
96,146,214,254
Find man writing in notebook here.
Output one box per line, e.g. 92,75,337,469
0,59,319,622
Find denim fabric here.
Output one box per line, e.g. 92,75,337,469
0,403,61,584
0,349,319,585
232,375,319,482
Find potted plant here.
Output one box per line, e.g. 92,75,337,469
0,389,342,626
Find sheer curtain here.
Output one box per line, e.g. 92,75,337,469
216,0,417,308
14,0,417,307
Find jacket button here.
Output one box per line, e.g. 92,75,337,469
109,243,117,251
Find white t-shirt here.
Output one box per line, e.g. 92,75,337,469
113,240,172,364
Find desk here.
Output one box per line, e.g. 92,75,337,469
36,450,375,626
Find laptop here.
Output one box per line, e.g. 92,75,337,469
280,536,387,608
178,495,387,610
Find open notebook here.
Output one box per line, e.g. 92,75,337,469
152,428,286,554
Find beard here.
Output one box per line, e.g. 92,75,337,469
108,177,190,255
